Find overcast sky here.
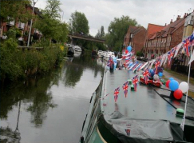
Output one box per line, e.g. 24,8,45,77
36,0,193,36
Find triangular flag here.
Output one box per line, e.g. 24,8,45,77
174,43,183,58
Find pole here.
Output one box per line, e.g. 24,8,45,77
27,0,36,47
181,47,192,131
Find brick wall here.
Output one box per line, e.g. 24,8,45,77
133,29,146,54
170,24,184,50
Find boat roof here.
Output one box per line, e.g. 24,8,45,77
101,69,194,127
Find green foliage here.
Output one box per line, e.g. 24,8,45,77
69,11,89,35
0,0,31,22
95,26,105,39
6,27,22,39
0,39,64,82
34,0,68,43
44,0,62,19
0,38,23,80
105,15,138,51
136,51,144,57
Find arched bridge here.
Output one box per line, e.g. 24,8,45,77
68,34,105,43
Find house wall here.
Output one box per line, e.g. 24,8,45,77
170,24,184,50
132,29,146,54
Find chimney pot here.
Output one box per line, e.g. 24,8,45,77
170,19,173,24
176,15,181,21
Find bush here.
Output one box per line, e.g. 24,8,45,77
0,39,64,82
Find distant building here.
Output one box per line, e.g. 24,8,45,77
143,23,165,59
144,15,185,60
181,10,194,68
182,10,194,40
124,26,146,54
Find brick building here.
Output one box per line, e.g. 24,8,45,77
0,5,42,45
124,26,146,54
143,24,165,59
144,16,185,60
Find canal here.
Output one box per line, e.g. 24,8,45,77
0,54,104,143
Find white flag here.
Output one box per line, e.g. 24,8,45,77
160,54,165,66
188,49,194,65
149,59,155,69
163,53,168,66
174,43,183,58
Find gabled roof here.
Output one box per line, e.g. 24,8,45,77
160,18,185,37
125,26,146,38
146,23,165,39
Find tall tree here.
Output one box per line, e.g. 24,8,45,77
69,11,89,35
95,26,105,38
106,15,137,51
44,0,62,19
34,0,68,43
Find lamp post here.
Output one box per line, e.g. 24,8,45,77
27,0,38,47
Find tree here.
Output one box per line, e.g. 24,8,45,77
69,11,89,35
34,0,68,43
95,26,105,38
105,15,137,51
44,0,62,19
0,0,31,23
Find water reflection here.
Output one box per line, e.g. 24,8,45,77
0,55,104,143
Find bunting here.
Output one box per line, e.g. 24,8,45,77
143,69,149,84
122,81,129,97
132,75,138,91
114,87,120,102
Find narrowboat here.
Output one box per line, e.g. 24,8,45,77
81,69,194,143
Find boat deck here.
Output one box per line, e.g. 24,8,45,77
101,69,194,126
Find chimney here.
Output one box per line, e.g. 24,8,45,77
176,15,181,21
170,19,173,24
184,13,187,18
165,23,167,26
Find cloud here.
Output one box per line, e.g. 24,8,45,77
36,0,194,36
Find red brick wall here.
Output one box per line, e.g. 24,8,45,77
170,24,184,50
133,29,146,54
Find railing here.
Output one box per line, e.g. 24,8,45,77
17,46,43,50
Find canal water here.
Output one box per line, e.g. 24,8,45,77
0,54,104,143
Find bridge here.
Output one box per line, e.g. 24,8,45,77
68,34,105,43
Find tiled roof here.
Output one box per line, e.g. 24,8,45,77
147,18,185,40
125,26,146,37
146,23,165,39
160,18,185,37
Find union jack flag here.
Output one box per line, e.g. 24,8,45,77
189,33,194,46
125,129,130,136
132,75,138,91
168,49,174,66
143,69,149,84
154,60,160,74
122,81,129,98
183,38,191,57
114,87,120,102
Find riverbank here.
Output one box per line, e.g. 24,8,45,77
0,39,67,83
